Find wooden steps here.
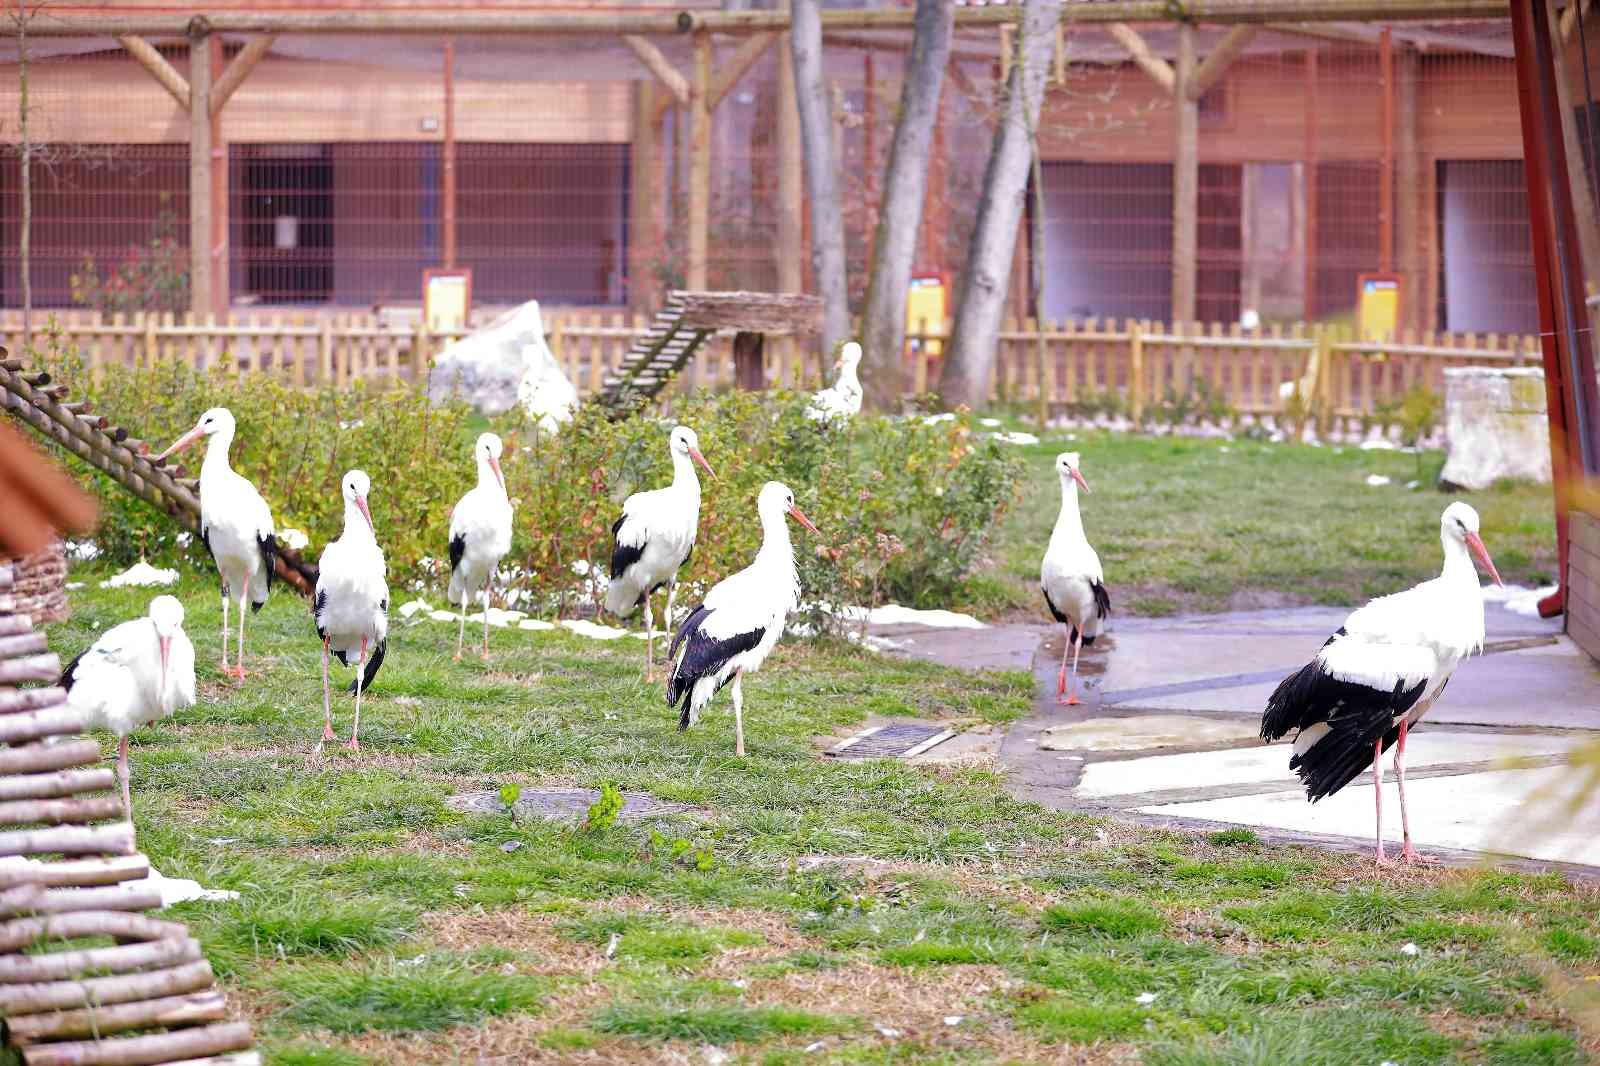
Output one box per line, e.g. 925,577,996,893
0,556,259,1066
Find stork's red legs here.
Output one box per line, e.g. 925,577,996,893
1395,720,1437,865
1057,625,1083,706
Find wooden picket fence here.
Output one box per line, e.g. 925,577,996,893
0,308,1540,417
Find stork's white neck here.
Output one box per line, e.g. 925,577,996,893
342,498,376,546
670,447,702,499
1439,529,1478,586
476,453,505,498
200,426,235,477
1050,476,1086,545
838,363,861,393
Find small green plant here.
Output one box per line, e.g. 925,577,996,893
1398,383,1443,479
645,830,715,871
583,782,624,833
69,196,190,314
498,783,523,826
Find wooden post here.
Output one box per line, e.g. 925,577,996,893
1379,28,1395,275
208,35,227,317
629,81,663,312
688,30,712,290
1171,23,1197,325
1395,42,1423,330
1547,0,1600,301
1304,48,1319,320
318,316,333,383
188,29,213,317
733,331,764,389
777,32,805,376
442,38,457,268
1129,319,1145,422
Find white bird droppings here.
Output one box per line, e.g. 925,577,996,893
1365,474,1392,487
278,527,310,550
1135,992,1158,1005
1400,942,1420,956
128,865,240,907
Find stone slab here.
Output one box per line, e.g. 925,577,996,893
1078,730,1583,800
1139,766,1600,866
448,787,696,824
1039,714,1261,753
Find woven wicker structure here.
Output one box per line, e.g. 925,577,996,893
0,544,69,626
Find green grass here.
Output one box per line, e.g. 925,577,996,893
985,432,1556,615
43,567,1596,1062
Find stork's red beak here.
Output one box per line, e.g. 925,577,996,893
1070,468,1091,494
787,504,820,536
1465,531,1503,587
356,496,375,534
489,455,505,491
690,447,717,481
157,634,171,708
154,426,203,463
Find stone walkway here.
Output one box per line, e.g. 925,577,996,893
871,603,1600,871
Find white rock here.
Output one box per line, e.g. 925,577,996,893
398,598,434,619
874,1026,902,1039
428,299,576,424
279,528,310,551
1485,583,1559,618
99,561,179,589
992,431,1039,445
1439,367,1553,490
979,418,1002,427
922,413,956,425
1400,942,1420,956
65,582,84,590
65,539,100,561
1365,475,1392,487
1360,439,1398,451
518,619,558,631
1135,992,1158,1005
943,1015,964,1026
125,865,240,907
560,619,646,641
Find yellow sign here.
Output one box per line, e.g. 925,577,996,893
907,276,946,356
424,269,472,332
1357,274,1401,342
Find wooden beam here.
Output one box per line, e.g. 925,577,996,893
208,34,227,316
1304,48,1319,319
115,35,189,111
1547,0,1600,295
1379,27,1394,273
707,32,777,112
1559,0,1591,42
443,38,457,269
1107,23,1175,94
1171,21,1197,324
687,29,712,291
946,59,995,126
3,1,1515,38
777,33,803,297
210,34,275,116
1395,42,1423,328
624,35,690,105
189,30,213,315
630,80,665,311
1187,25,1256,100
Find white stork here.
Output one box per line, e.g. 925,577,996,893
1260,502,1502,865
314,470,389,754
806,341,863,423
1040,452,1109,706
447,432,513,661
666,481,819,757
605,425,716,679
59,594,196,820
155,407,276,680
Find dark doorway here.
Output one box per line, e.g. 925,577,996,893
241,145,333,303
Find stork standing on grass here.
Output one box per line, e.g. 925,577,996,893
806,341,863,423
605,425,716,679
155,407,276,679
447,432,513,661
667,481,820,757
60,595,196,820
1040,452,1109,706
1260,502,1502,866
314,470,389,754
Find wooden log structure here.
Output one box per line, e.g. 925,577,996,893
0,350,319,595
0,546,258,1064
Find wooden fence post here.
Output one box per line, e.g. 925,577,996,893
318,317,334,384
1128,320,1145,423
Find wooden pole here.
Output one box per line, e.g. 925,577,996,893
1187,25,1257,98
1396,41,1422,328
1380,28,1395,273
688,29,712,290
1304,48,1319,320
630,81,663,312
209,34,228,317
114,35,189,110
624,35,691,104
442,38,457,269
1107,23,1175,92
210,35,275,115
188,30,213,316
1546,0,1600,297
777,33,804,297
1171,22,1198,324
707,32,777,110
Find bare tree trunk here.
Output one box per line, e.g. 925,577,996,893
18,2,32,349
859,0,953,410
790,0,851,357
937,0,1058,409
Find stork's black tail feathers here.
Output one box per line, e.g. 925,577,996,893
1290,718,1403,802
255,533,277,610
347,639,386,695
57,648,86,692
665,606,711,717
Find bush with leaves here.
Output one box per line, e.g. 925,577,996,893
68,198,190,315
24,342,473,574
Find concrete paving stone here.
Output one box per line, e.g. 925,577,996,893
1079,730,1585,801
1139,766,1600,866
1038,714,1262,754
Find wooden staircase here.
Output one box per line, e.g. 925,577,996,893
594,290,822,416
0,351,318,595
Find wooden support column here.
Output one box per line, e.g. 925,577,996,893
630,81,665,312
1107,24,1175,92
776,34,803,296
733,331,765,389
208,35,227,316
1395,42,1424,329
1547,0,1600,295
1172,23,1198,325
115,36,190,109
443,38,457,269
688,30,712,291
1304,48,1319,320
188,28,213,317
1379,28,1395,274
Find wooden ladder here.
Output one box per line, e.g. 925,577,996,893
594,293,712,416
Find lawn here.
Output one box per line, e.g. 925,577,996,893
48,566,1599,1064
981,431,1559,618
